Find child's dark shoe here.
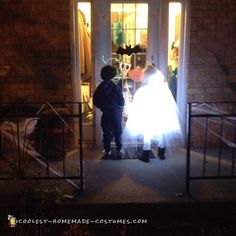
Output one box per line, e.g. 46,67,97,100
158,147,166,160
116,149,125,159
102,151,111,160
139,150,150,162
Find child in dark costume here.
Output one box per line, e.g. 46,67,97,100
93,65,124,159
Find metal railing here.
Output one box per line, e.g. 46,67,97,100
186,101,236,195
0,101,84,191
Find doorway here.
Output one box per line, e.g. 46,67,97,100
77,1,94,144
109,1,189,144
72,0,190,145
110,3,148,120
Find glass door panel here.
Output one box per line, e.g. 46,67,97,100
111,3,148,99
168,2,182,100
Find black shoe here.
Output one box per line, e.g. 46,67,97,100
158,147,166,160
110,150,123,160
139,150,150,162
116,149,124,159
102,151,111,160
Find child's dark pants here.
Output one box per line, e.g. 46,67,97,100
101,108,122,153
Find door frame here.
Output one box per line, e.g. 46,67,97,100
71,0,96,145
155,0,190,143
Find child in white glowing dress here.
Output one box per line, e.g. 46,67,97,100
124,64,182,162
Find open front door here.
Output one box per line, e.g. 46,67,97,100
77,1,94,144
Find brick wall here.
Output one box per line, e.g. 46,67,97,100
1,0,235,104
1,0,236,147
188,0,236,146
188,0,236,102
0,0,72,104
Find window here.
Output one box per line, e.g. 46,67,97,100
111,3,148,97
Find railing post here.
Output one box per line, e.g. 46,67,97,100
0,131,3,158
218,117,223,176
62,116,66,176
203,118,209,176
186,102,192,196
16,117,22,178
232,120,236,176
79,102,84,191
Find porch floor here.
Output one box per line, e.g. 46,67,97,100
1,147,236,203
74,147,236,204
1,147,236,235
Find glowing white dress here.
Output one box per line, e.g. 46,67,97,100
123,69,182,149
